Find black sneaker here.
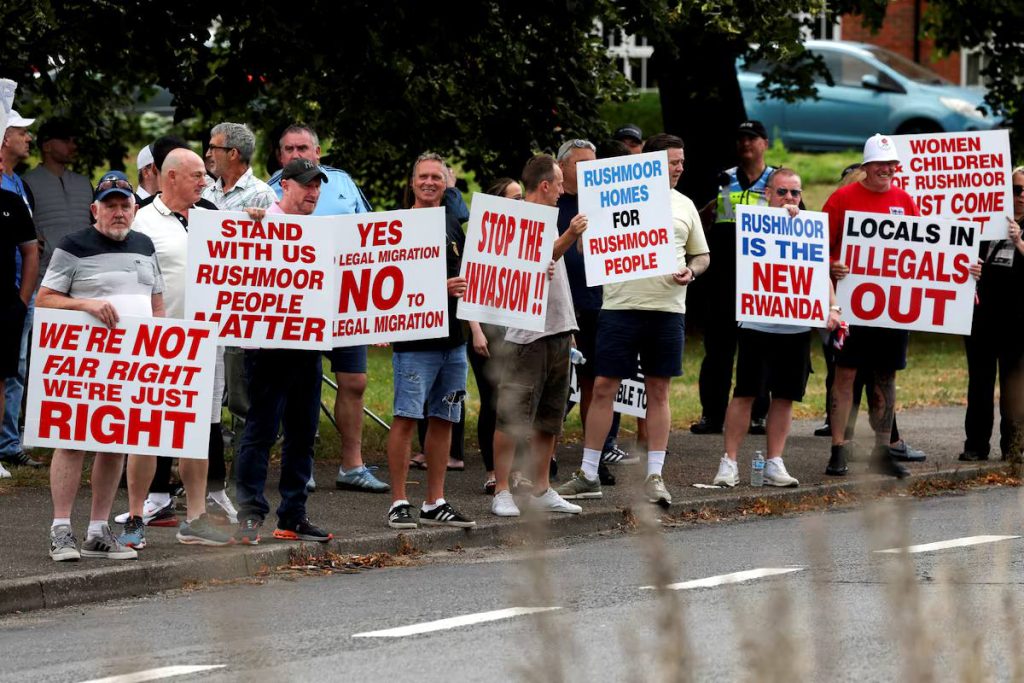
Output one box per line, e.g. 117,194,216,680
1,450,44,468
273,518,332,542
748,418,767,435
825,443,850,476
598,462,616,486
419,502,476,528
813,422,832,437
689,416,723,435
958,450,989,462
388,503,417,529
234,518,262,545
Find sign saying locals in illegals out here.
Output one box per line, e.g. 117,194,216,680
457,193,557,332
332,207,449,346
569,361,647,418
577,150,676,286
187,209,335,349
835,211,979,335
735,205,832,327
891,130,1013,240
24,310,216,458
186,208,449,349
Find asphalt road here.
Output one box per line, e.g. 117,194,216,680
2,486,1022,683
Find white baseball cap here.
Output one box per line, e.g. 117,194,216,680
863,133,900,165
136,144,154,169
6,110,35,128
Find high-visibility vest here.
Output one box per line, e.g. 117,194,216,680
715,166,774,223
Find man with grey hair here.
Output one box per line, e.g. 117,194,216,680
202,122,275,210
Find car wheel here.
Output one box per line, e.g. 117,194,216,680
896,119,943,135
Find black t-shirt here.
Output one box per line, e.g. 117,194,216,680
2,189,37,301
393,211,466,352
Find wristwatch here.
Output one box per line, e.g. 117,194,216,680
829,305,842,314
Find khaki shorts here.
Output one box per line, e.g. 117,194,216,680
496,333,572,437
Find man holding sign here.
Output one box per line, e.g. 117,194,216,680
490,154,584,517
559,134,709,506
35,172,158,561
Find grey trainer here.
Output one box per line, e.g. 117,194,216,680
81,524,138,560
555,469,603,499
644,473,672,507
49,524,81,562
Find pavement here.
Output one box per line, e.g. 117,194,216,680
0,405,1012,616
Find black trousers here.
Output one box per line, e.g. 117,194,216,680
963,321,1024,457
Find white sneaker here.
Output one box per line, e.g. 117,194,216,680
713,456,739,487
207,489,239,524
491,490,521,517
114,496,174,524
764,458,799,487
529,488,582,514
0,463,11,479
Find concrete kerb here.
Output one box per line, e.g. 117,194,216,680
0,461,1006,617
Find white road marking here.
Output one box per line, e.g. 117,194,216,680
78,665,226,683
875,534,1020,554
640,567,804,591
352,606,561,638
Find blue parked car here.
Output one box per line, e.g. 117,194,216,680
739,40,1000,151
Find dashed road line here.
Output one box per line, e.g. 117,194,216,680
640,567,804,591
352,606,562,638
875,534,1020,554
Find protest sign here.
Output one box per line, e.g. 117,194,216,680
568,360,647,418
457,193,557,331
186,209,335,350
891,130,1013,239
24,310,216,458
332,207,449,346
735,205,831,327
835,211,979,335
577,151,676,286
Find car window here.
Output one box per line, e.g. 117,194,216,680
816,50,881,87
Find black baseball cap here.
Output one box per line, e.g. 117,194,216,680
282,159,329,185
613,124,643,143
737,120,769,140
37,118,76,143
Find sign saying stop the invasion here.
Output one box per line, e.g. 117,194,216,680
332,207,448,346
735,205,831,328
458,193,557,332
24,310,216,458
186,208,448,349
835,211,979,335
577,151,677,286
891,130,1013,240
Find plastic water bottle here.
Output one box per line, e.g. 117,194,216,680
751,450,765,487
570,347,586,365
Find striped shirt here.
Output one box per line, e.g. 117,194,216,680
201,167,276,211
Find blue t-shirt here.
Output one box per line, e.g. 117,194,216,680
268,165,371,216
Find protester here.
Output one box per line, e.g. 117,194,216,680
268,124,386,494
36,172,156,561
0,151,38,480
823,133,920,478
692,120,774,436
959,167,1024,462
558,133,709,505
201,122,276,211
612,124,644,154
712,168,841,487
491,154,585,517
386,152,474,529
135,144,158,201
232,159,335,544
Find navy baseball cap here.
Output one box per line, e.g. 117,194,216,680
94,170,134,201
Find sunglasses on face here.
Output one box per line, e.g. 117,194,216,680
96,178,133,192
774,187,802,198
1013,185,1024,197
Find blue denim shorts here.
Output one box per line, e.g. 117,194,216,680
392,345,468,423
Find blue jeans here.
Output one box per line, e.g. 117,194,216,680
392,346,468,423
0,295,33,456
235,349,322,525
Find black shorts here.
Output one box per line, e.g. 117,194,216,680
573,309,600,378
0,297,27,379
734,328,811,402
324,345,368,374
835,325,908,372
594,309,685,379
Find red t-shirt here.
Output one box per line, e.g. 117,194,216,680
822,182,920,263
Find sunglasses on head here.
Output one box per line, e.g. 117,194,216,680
1013,185,1024,197
774,187,802,198
96,178,133,192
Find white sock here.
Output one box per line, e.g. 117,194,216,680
390,499,410,512
52,518,71,529
768,456,783,465
421,497,446,512
149,492,171,506
581,448,601,481
722,454,737,467
208,489,229,504
86,520,108,539
647,451,666,477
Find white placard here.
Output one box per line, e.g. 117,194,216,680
735,205,831,327
835,211,979,335
457,193,557,332
24,310,216,458
891,130,1013,240
577,151,677,285
568,361,647,418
